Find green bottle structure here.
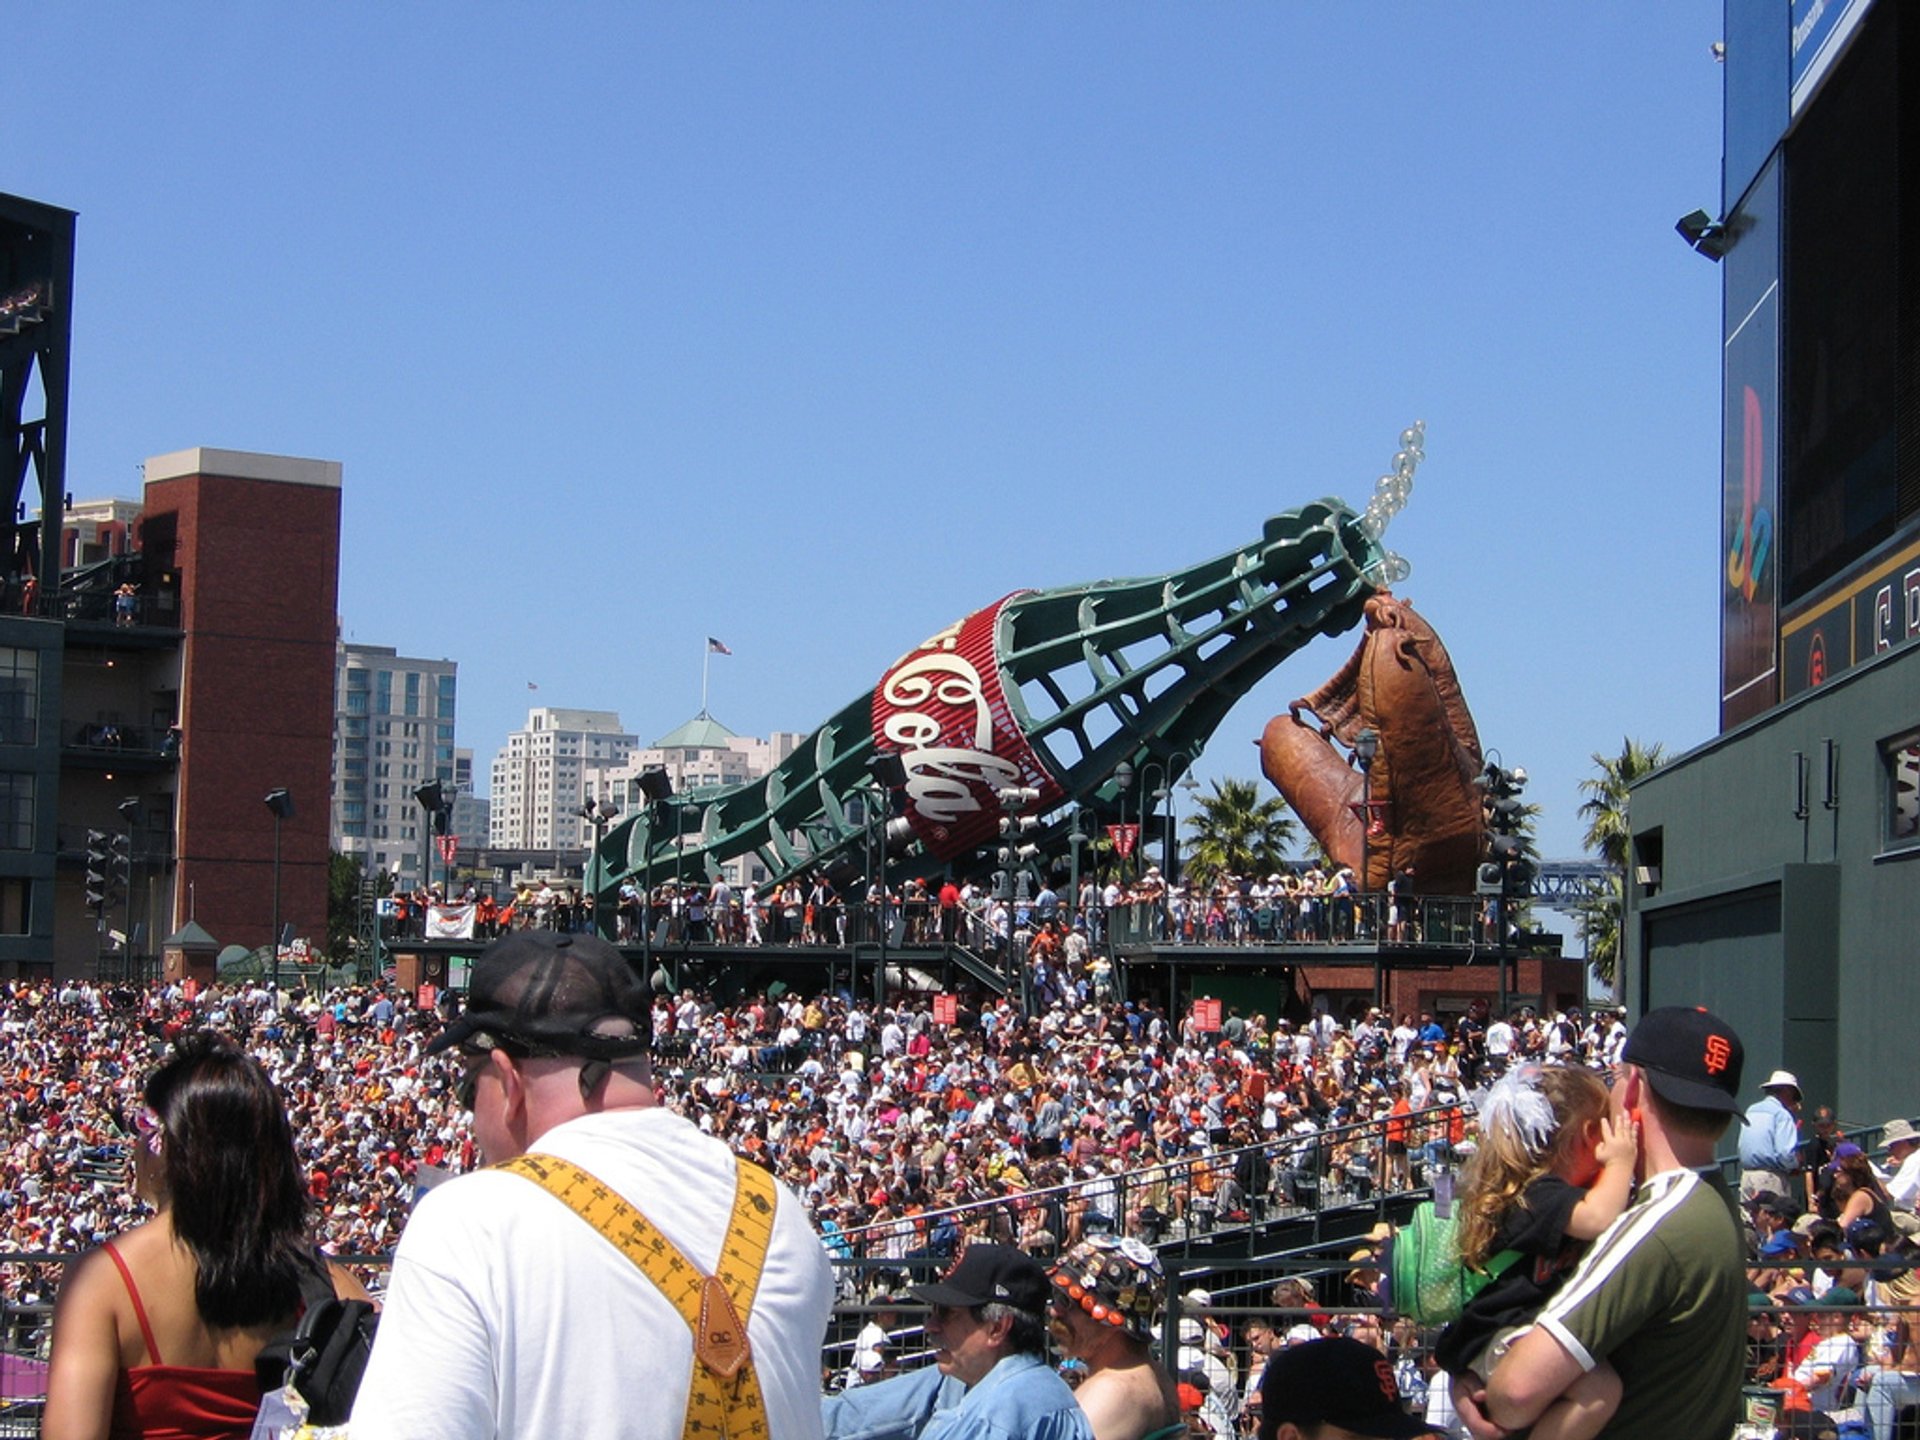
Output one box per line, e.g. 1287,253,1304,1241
590,452,1416,914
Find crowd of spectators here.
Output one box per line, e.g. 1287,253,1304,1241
385,861,1500,956
1,974,1632,1269
10,972,1920,1436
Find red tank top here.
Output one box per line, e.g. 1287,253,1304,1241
102,1242,262,1440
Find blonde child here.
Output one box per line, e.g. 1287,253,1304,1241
1435,1063,1637,1440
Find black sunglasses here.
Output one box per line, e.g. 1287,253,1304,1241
452,1032,554,1109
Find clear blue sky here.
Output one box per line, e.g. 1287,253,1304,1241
12,4,1726,868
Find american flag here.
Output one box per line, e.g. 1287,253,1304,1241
707,637,732,656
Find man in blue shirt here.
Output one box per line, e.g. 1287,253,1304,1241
1739,1069,1804,1204
823,1245,1090,1440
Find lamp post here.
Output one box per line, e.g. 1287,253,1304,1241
1066,806,1089,932
634,767,674,975
1353,728,1379,939
859,753,908,1003
413,779,451,900
117,796,140,975
578,797,621,939
263,788,293,997
1112,761,1137,881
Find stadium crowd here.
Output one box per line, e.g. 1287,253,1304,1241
9,973,1919,1437
0,974,1629,1262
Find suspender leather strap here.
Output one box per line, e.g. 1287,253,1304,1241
500,1152,777,1440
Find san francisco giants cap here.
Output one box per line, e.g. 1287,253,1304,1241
1258,1336,1435,1438
1620,1006,1744,1114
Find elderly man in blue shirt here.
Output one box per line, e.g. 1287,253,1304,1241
824,1244,1091,1440
1739,1068,1805,1204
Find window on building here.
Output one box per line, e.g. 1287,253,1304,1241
375,671,392,715
0,877,29,933
0,648,39,747
345,690,369,715
0,773,33,849
1886,732,1920,851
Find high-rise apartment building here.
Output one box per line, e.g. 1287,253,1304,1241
488,708,637,852
585,714,806,887
592,714,807,799
332,643,457,891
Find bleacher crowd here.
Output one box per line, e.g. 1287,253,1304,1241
7,974,1917,1437
0,975,1629,1261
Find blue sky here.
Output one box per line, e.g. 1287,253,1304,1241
11,4,1726,871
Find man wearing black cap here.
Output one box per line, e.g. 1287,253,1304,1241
1458,1006,1749,1440
1256,1335,1439,1439
352,931,834,1440
823,1243,1090,1440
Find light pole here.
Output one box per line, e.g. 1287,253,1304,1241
1066,806,1089,931
117,796,140,975
1353,728,1379,939
578,797,620,939
263,788,293,996
413,780,452,899
633,766,674,973
860,753,908,1003
995,785,1041,1012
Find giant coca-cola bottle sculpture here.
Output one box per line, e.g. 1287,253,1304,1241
593,427,1423,905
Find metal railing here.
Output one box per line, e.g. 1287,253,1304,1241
828,1101,1467,1264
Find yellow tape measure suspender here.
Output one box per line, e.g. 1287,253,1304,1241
500,1152,778,1440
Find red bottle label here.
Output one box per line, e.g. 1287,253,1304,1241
871,593,1065,860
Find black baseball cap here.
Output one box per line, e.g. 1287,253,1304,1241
428,930,651,1060
911,1244,1051,1314
1258,1336,1436,1438
1620,1005,1744,1114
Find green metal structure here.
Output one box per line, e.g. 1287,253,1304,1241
591,497,1387,912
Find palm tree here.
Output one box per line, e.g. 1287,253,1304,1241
1579,737,1666,868
1183,778,1298,879
1576,738,1667,987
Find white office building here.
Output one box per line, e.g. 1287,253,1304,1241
489,708,639,851
585,713,805,886
332,642,458,891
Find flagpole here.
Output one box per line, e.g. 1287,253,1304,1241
701,639,710,718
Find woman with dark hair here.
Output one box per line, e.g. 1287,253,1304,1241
1831,1145,1897,1237
42,1031,368,1440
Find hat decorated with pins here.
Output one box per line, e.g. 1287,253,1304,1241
1048,1235,1165,1340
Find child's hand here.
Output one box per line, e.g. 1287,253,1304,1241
1595,1111,1638,1170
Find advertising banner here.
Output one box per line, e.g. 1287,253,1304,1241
933,993,958,1027
1792,0,1874,114
870,594,1065,861
426,904,476,940
1721,284,1780,728
1108,823,1140,858
1782,535,1920,700
1192,997,1222,1033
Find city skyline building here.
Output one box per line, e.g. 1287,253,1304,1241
331,641,458,892
487,707,638,853
583,711,806,888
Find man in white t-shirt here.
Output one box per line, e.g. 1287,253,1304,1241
352,931,833,1440
1484,1011,1516,1076
1881,1118,1920,1208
